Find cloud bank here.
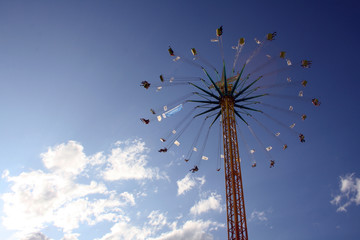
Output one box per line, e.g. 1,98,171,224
1,139,225,240
1,139,163,239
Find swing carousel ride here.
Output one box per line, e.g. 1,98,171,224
140,26,319,240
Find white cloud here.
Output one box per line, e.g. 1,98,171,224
331,195,341,205
119,192,136,206
97,218,223,240
95,201,225,240
177,173,205,196
190,193,222,216
2,170,109,233
1,139,226,240
94,200,226,240
148,220,222,240
96,210,170,240
250,210,268,222
61,233,80,240
41,141,88,177
102,139,164,181
89,152,106,166
1,139,159,237
52,196,127,232
2,169,10,178
95,221,152,240
147,210,167,227
331,173,360,212
20,232,52,240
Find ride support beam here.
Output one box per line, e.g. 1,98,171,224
221,96,248,240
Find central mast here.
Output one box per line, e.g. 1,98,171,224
221,95,248,240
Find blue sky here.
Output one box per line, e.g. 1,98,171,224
0,0,359,239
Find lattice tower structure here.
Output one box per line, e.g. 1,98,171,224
221,95,248,240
